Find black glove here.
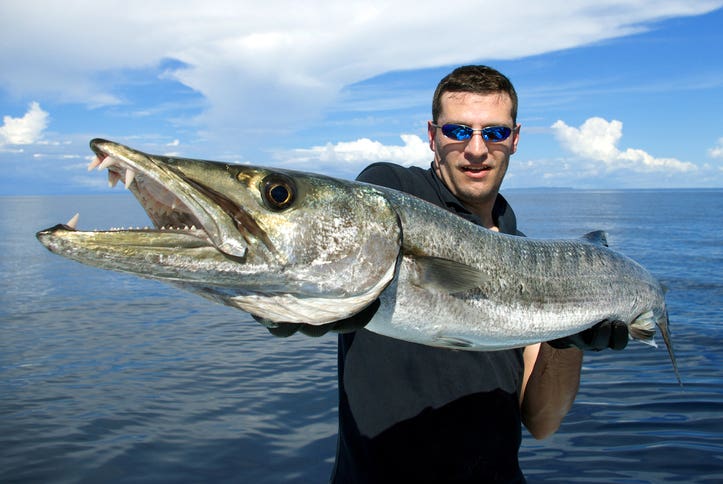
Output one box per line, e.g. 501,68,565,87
253,299,380,338
548,319,629,351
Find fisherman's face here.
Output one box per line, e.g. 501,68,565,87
429,91,519,222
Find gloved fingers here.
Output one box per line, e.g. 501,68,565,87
251,314,301,338
266,322,301,337
586,320,612,351
299,323,333,337
330,299,381,334
610,320,629,350
548,319,630,351
251,299,380,338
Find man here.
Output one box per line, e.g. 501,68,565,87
329,66,628,483
259,65,627,482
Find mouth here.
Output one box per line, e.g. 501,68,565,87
60,140,209,241
461,164,492,177
40,139,254,259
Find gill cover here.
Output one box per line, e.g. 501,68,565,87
220,166,403,325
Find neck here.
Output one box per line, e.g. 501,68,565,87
467,202,497,230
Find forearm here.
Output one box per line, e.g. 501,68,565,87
521,343,583,439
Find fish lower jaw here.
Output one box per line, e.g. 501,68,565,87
61,208,207,237
59,214,209,241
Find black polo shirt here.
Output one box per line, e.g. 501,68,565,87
331,163,526,483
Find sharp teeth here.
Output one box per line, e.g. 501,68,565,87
66,213,79,229
98,156,118,170
125,168,136,189
108,171,121,188
87,156,101,171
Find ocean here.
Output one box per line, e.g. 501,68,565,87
1,189,721,483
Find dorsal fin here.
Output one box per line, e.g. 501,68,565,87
581,230,609,247
413,256,485,294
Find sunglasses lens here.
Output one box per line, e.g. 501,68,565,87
439,124,513,142
483,126,512,142
441,124,472,141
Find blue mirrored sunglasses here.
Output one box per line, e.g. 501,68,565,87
431,123,513,142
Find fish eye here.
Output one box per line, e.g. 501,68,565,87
261,174,296,210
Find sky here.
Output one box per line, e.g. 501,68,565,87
1,0,722,195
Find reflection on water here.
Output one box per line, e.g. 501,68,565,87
2,191,722,483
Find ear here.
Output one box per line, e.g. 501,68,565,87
428,121,437,152
510,124,521,155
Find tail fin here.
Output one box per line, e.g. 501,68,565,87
657,309,682,386
631,309,681,386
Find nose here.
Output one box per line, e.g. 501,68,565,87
464,131,489,159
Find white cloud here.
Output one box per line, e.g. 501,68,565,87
708,137,723,159
1,0,721,137
551,117,697,172
278,134,430,175
0,102,49,145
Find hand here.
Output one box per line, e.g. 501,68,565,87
548,319,629,351
252,299,380,338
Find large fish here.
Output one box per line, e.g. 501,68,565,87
37,139,678,379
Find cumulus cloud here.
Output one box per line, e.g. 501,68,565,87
0,102,49,145
278,134,430,175
708,137,723,159
2,0,721,136
551,117,697,172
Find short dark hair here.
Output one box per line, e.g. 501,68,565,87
432,65,518,125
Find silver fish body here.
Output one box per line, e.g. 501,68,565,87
369,187,666,350
36,139,678,379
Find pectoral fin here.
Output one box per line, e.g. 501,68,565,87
412,256,485,294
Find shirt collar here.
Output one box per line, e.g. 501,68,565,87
428,163,520,236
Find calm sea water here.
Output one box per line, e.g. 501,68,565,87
1,189,721,483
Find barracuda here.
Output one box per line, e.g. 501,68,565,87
36,139,679,380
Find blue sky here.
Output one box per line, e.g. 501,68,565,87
1,0,722,195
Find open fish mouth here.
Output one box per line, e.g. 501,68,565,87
45,139,250,258
87,142,204,235
79,139,209,240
